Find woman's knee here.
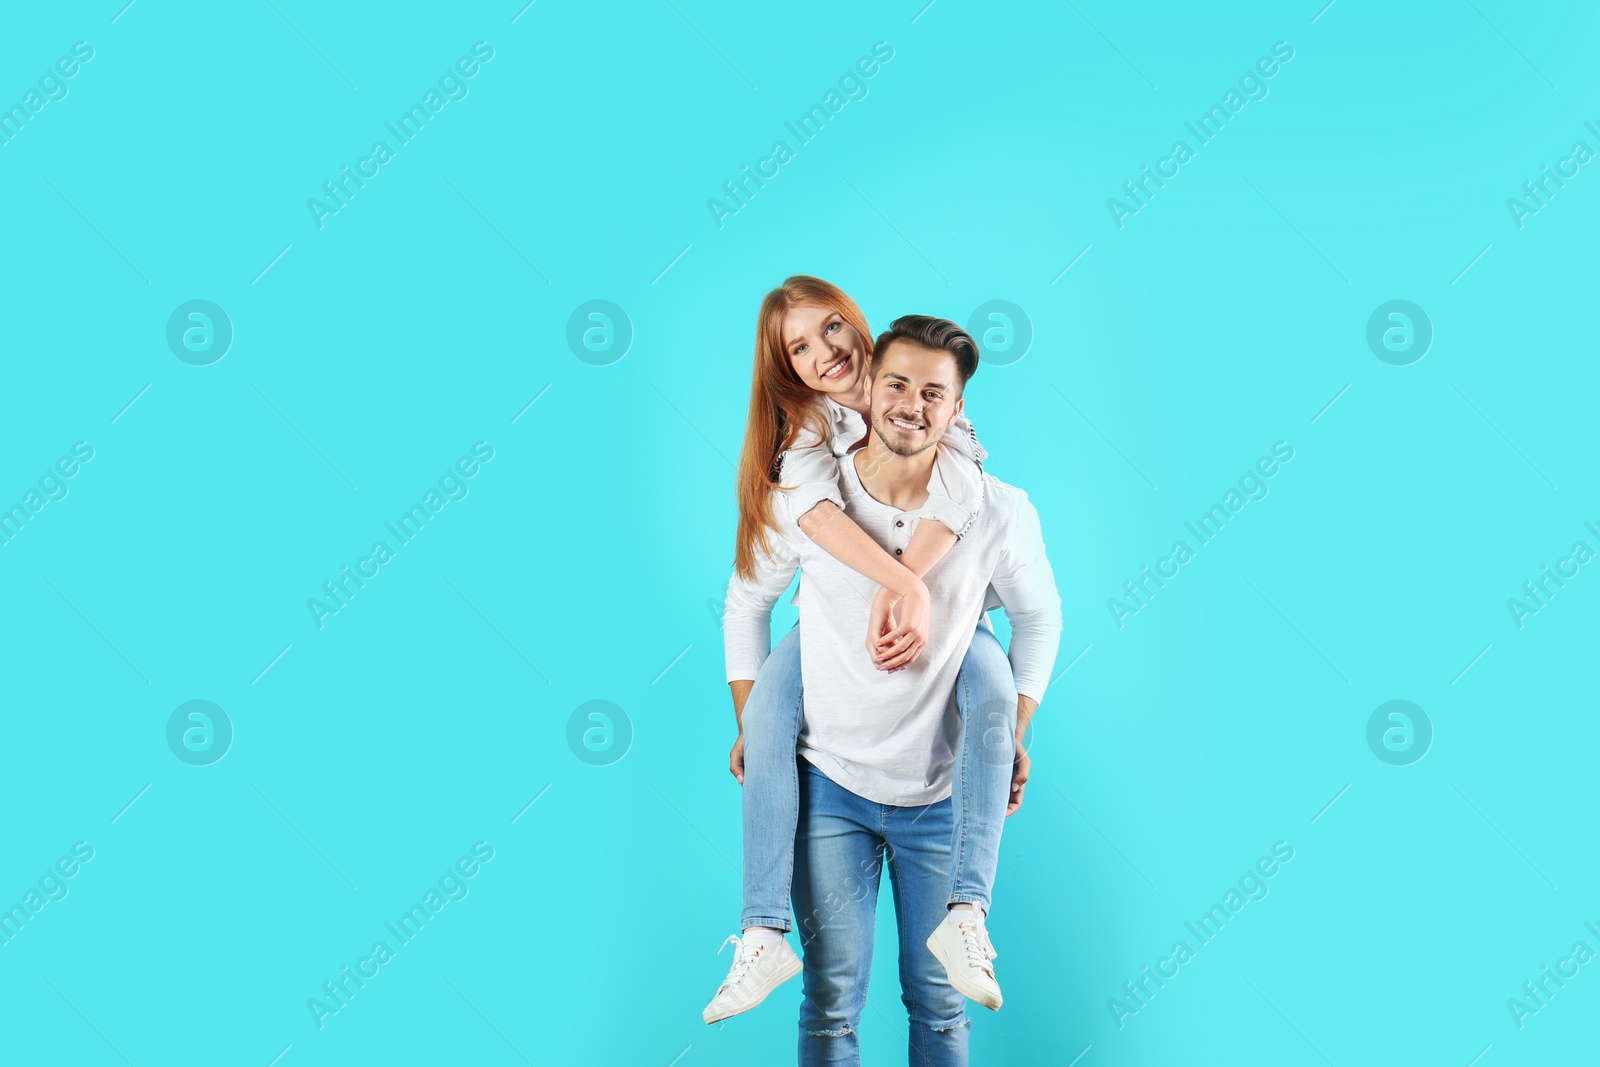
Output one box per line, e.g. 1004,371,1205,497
741,632,804,746
961,627,1017,693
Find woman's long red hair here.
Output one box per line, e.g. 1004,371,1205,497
734,275,872,580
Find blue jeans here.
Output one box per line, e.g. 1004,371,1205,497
792,757,969,1066
740,623,1018,931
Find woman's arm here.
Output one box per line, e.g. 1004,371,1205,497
865,519,956,671
778,431,934,656
795,500,933,668
795,500,928,600
866,415,990,669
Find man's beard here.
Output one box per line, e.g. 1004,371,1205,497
871,412,938,457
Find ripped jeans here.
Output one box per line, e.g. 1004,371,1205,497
791,757,969,1066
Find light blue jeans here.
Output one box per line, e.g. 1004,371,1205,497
740,622,1018,932
792,757,969,1066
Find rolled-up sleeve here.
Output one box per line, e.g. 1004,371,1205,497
723,494,802,682
922,414,989,538
774,428,846,525
989,490,1063,704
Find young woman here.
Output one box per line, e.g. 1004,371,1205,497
704,276,1021,1023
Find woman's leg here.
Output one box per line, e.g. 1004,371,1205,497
740,624,805,931
947,624,1018,911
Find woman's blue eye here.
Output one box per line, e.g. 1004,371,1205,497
826,321,839,333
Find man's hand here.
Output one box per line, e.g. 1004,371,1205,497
867,579,931,672
729,732,745,785
1005,740,1030,815
1006,696,1038,815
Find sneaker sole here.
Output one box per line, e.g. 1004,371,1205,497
926,931,1003,1011
702,954,803,1024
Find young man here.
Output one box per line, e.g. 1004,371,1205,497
720,316,1063,1065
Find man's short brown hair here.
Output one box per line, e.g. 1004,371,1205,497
870,315,980,388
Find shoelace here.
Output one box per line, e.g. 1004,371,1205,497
715,934,766,992
956,917,996,975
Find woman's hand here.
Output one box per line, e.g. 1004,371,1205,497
867,578,931,671
729,732,745,785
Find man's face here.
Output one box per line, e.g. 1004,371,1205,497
867,340,964,457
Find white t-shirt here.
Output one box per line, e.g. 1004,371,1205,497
725,450,1063,806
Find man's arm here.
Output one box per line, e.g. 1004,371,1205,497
988,490,1064,813
988,491,1064,704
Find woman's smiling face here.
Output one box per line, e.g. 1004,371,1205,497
783,304,868,399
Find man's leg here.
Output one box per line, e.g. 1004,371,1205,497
792,759,884,1067
885,795,970,1067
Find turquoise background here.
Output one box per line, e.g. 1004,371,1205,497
2,0,1597,1063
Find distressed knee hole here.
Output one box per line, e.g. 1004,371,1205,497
805,1024,854,1038
930,1017,971,1034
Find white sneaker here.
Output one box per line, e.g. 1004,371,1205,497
702,932,802,1024
926,909,1003,1011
